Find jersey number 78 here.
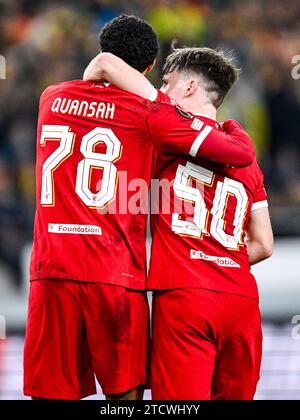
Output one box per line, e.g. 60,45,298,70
40,124,121,208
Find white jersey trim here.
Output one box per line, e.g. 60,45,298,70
251,200,268,211
189,125,213,157
148,87,158,102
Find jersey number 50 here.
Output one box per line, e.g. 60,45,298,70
172,161,248,250
40,124,121,208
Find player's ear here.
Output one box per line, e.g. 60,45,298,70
184,79,198,97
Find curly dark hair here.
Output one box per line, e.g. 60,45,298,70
163,47,239,108
99,15,159,73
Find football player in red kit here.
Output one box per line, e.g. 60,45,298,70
24,16,255,401
84,46,273,400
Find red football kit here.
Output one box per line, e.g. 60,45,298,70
148,113,268,400
24,81,255,399
148,117,267,300
29,84,254,289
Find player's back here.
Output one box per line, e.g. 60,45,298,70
148,116,268,301
31,80,153,289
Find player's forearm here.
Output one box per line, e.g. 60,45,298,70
246,239,273,265
199,120,255,167
83,53,154,99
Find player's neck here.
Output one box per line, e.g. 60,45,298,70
192,103,217,121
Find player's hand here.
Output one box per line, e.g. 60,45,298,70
221,119,244,133
83,54,107,82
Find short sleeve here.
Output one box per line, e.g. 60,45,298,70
252,167,268,211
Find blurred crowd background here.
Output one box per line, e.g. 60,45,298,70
0,0,299,287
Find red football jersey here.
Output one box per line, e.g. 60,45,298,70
148,115,268,301
31,81,155,288
31,81,253,289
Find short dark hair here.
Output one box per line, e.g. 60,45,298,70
99,15,159,73
163,47,239,108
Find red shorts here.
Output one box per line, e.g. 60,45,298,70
151,288,262,400
24,280,149,400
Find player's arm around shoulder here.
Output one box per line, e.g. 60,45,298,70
147,104,255,167
83,52,156,100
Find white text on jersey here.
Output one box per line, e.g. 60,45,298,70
51,97,115,120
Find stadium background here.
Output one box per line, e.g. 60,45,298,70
0,0,299,400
